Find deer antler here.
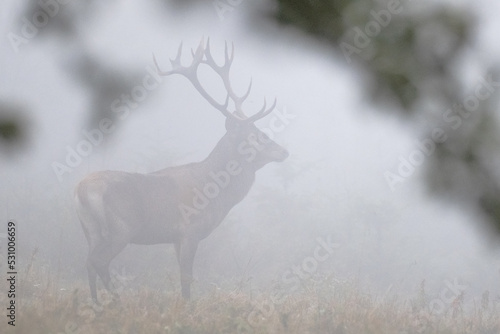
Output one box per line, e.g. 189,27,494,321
153,39,276,123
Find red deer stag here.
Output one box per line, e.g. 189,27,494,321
75,40,289,302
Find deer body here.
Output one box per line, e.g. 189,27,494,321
76,42,288,302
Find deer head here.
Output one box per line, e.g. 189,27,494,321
154,39,289,170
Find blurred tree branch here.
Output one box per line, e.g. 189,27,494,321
0,102,28,155
273,0,500,235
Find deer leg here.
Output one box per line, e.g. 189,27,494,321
81,218,103,303
86,239,104,303
174,242,181,266
96,263,112,292
178,240,198,299
89,239,127,296
87,258,98,303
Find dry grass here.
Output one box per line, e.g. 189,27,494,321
3,261,499,334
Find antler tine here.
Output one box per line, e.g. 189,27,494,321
223,41,235,70
241,79,253,102
153,54,167,75
246,97,277,123
191,38,205,62
153,43,185,77
203,40,234,73
157,41,206,77
169,43,184,71
203,38,224,71
230,78,253,118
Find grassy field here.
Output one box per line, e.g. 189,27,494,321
3,260,499,334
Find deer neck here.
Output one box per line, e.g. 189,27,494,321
201,132,256,193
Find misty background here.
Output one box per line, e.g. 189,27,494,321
1,0,500,305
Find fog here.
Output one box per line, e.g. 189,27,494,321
1,0,500,332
